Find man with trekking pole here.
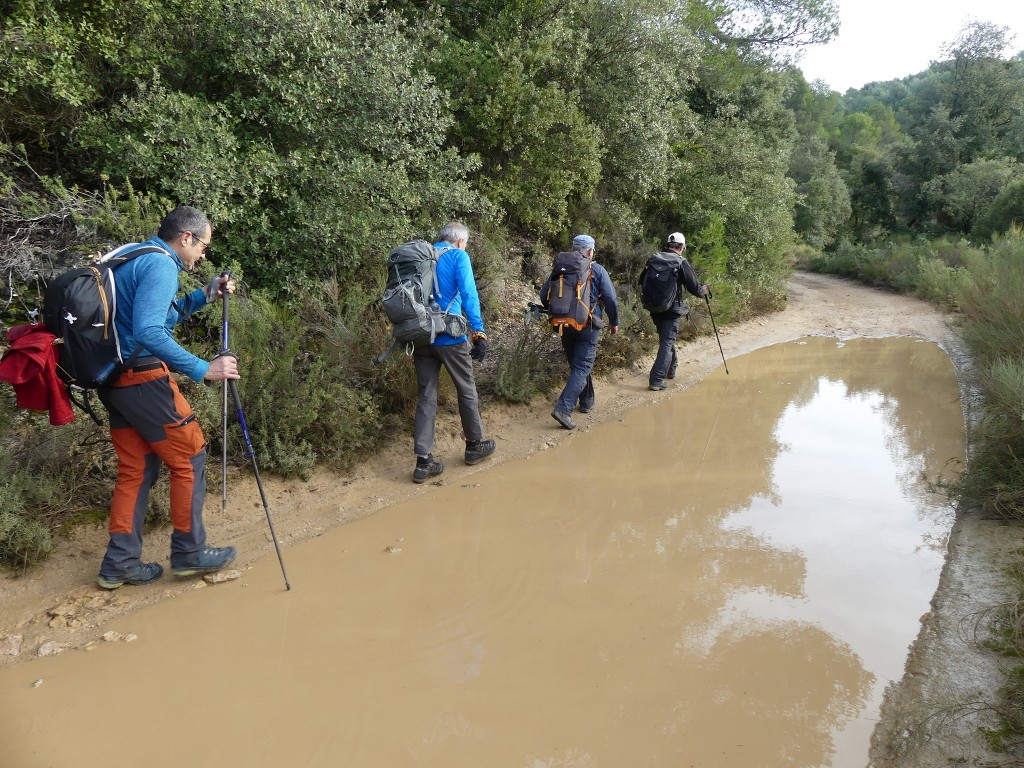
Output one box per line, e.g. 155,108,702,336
640,232,710,391
94,205,239,589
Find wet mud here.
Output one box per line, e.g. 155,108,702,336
0,336,967,768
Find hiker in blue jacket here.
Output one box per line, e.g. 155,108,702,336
541,234,619,430
411,221,496,483
95,205,239,589
646,232,710,391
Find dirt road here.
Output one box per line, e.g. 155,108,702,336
0,271,1017,765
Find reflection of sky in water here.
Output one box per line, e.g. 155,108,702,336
717,374,955,764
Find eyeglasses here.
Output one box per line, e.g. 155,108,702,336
187,232,211,254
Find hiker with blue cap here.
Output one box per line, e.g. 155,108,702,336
540,234,619,430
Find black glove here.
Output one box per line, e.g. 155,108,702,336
470,335,488,362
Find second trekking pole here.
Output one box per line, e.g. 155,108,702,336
705,295,729,375
219,272,292,591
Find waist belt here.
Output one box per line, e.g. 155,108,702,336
125,357,164,373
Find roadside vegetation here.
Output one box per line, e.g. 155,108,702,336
1,0,1023,758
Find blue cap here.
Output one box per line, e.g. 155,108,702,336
572,234,595,251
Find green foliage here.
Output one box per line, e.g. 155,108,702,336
0,402,115,568
215,289,384,479
593,290,650,374
789,134,851,248
0,472,54,568
493,324,562,404
436,12,601,235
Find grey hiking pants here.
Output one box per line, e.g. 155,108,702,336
412,341,484,456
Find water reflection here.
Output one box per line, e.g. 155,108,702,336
0,337,965,768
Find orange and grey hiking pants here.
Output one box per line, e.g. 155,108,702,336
96,358,208,579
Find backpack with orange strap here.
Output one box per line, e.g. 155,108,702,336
545,251,598,335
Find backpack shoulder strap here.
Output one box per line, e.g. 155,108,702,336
99,243,167,267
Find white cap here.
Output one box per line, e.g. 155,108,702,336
666,232,686,248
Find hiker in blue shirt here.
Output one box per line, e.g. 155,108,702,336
95,205,239,589
411,221,496,483
541,234,619,430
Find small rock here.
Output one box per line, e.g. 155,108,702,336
384,545,402,554
203,569,242,585
0,634,23,656
84,641,98,652
31,678,43,688
102,631,123,642
37,641,63,657
48,604,77,618
124,634,138,643
47,616,68,629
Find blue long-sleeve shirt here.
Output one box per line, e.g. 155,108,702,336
432,241,485,346
109,237,211,381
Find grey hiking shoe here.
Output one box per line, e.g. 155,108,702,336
551,410,577,430
465,439,496,465
649,381,667,391
97,562,164,590
171,546,236,577
413,455,444,483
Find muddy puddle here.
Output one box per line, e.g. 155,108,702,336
0,336,966,768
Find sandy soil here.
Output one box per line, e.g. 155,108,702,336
1,270,1020,765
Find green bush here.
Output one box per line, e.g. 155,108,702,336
493,324,562,404
0,474,54,568
210,287,383,479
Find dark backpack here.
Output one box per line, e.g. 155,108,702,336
42,244,164,390
545,251,597,334
376,241,464,363
639,253,680,313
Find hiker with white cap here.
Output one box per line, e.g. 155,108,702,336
540,234,619,430
638,232,709,391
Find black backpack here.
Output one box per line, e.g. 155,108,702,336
546,251,598,334
639,253,680,313
42,244,163,389
375,240,464,363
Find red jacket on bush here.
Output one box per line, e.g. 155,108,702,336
0,324,75,425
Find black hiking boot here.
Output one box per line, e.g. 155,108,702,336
413,454,444,483
465,439,496,466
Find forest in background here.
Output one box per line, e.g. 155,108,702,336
2,0,1023,754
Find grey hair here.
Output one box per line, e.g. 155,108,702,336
158,205,210,241
437,221,469,245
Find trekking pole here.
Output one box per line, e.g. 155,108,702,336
705,295,729,375
220,273,230,515
219,273,291,591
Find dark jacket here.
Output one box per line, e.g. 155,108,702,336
647,250,703,317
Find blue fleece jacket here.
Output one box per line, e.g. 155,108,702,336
109,237,211,381
431,241,485,346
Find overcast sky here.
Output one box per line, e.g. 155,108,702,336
797,0,1024,92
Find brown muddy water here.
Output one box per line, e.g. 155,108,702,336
0,336,966,768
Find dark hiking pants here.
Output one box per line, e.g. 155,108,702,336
413,341,484,456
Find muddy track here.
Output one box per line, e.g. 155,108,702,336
1,271,1019,765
